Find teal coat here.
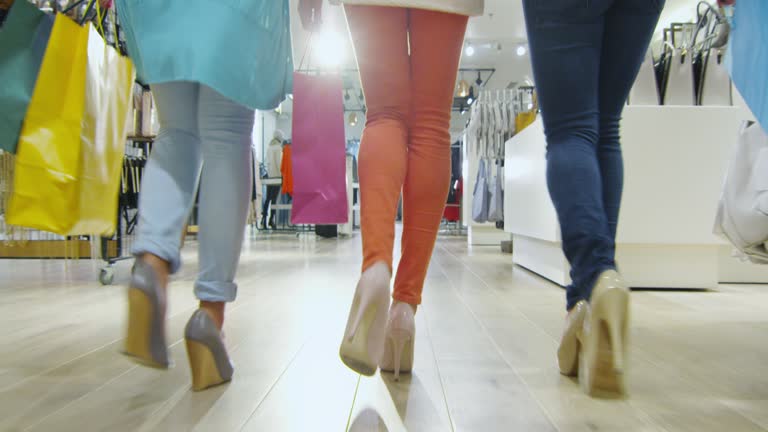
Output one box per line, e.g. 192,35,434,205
116,0,293,110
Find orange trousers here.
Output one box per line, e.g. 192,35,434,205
346,6,468,305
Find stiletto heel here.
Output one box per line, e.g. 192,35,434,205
185,309,233,391
388,329,412,381
579,270,629,397
380,302,416,380
340,262,391,376
123,260,170,369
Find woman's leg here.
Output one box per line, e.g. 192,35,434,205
597,0,664,239
126,82,201,368
393,9,468,306
194,85,255,329
345,5,410,275
522,0,612,310
133,82,202,284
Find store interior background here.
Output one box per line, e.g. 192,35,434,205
255,0,711,157
5,1,768,431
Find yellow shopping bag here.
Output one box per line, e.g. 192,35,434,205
7,13,134,236
68,25,134,235
515,91,539,134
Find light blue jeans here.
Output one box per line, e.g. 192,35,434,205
133,82,254,303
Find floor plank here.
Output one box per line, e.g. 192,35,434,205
0,234,767,431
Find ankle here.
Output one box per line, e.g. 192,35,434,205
392,300,417,315
139,253,170,289
200,301,225,330
362,261,392,280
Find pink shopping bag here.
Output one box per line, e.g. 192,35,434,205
290,72,348,225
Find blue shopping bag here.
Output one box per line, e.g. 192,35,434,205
726,0,768,129
0,0,53,153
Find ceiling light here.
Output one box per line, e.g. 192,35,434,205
465,44,475,57
467,86,475,105
348,112,358,127
315,30,346,68
517,45,527,56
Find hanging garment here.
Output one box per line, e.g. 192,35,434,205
488,163,503,222
715,121,768,263
444,177,462,222
266,138,283,178
472,159,490,223
280,144,293,195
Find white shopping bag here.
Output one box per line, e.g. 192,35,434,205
714,121,768,263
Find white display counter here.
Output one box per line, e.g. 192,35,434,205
504,106,768,288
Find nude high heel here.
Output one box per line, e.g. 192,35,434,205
579,270,630,397
557,300,587,377
339,262,391,376
379,302,415,381
123,259,170,369
185,309,233,391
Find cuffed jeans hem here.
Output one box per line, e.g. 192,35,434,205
195,280,237,303
132,239,182,274
393,292,421,306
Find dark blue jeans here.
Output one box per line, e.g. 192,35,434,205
522,0,664,310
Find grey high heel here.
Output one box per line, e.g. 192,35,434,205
123,259,170,369
185,309,233,391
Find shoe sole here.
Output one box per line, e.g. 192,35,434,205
339,298,379,377
581,288,628,398
123,288,167,369
186,339,229,391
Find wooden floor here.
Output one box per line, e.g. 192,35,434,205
1,233,768,432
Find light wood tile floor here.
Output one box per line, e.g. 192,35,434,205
1,234,768,431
